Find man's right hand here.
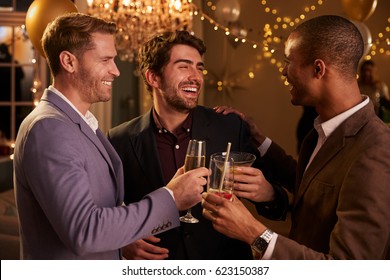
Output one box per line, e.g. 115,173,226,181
122,236,169,260
214,106,266,147
166,167,208,211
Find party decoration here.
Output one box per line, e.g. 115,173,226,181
26,0,78,57
227,22,248,49
351,20,373,58
214,0,240,24
342,0,378,22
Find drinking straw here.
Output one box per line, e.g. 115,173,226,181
218,142,231,193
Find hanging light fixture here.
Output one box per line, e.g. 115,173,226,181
86,0,195,62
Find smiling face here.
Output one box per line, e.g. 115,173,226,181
73,32,120,105
282,32,318,107
154,44,204,113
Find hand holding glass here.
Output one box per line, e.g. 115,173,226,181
179,140,206,223
207,153,234,201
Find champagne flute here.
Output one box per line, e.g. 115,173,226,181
179,139,206,223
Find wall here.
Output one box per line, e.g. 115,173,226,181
201,0,390,157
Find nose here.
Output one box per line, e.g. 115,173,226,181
188,67,202,84
110,61,120,77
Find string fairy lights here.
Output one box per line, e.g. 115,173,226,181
193,0,326,92
193,0,389,93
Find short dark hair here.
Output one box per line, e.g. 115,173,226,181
42,13,116,76
293,15,364,80
137,30,206,92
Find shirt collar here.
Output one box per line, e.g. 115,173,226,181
48,85,99,134
314,95,369,139
152,107,193,135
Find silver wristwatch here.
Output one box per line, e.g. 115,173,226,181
251,229,274,255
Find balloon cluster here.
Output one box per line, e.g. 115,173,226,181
25,0,78,57
342,0,378,59
214,0,248,49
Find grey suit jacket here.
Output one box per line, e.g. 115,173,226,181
264,101,390,259
13,89,179,259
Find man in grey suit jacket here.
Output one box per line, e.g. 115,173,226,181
203,15,390,259
13,13,207,260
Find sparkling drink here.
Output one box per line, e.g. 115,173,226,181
179,140,206,224
184,155,206,172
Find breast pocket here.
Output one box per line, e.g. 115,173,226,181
304,179,338,221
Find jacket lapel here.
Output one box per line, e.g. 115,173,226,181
294,103,373,208
129,109,164,186
296,129,318,189
96,129,124,203
42,90,119,188
191,107,212,142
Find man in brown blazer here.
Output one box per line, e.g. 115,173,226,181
203,15,390,259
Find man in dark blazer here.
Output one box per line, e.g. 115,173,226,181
13,13,207,260
203,15,390,259
108,30,286,259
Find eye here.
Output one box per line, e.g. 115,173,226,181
101,58,111,63
178,64,189,69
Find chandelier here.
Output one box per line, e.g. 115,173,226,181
86,0,195,62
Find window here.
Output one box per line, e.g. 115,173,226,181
0,0,46,157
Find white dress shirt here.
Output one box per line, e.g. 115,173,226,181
48,85,99,134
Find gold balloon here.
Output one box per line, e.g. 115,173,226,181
26,0,78,57
351,20,372,59
342,0,378,22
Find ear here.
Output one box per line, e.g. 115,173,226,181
313,59,325,78
145,69,161,90
59,51,77,73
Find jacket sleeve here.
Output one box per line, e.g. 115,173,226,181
237,120,290,221
19,118,179,256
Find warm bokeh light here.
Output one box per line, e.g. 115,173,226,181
196,0,389,90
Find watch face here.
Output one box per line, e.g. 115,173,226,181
251,229,274,254
254,238,268,251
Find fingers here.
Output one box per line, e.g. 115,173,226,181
141,240,169,255
187,167,209,180
122,238,169,260
235,166,262,176
201,192,222,213
143,235,161,243
214,106,245,118
202,192,223,206
213,106,226,114
172,166,185,179
201,193,222,226
202,207,217,223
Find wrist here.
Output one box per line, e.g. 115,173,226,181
251,228,274,258
246,221,266,245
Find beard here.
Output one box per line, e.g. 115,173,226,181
161,80,199,113
164,93,198,113
74,67,111,104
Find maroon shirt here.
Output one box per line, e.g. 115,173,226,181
152,109,193,185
